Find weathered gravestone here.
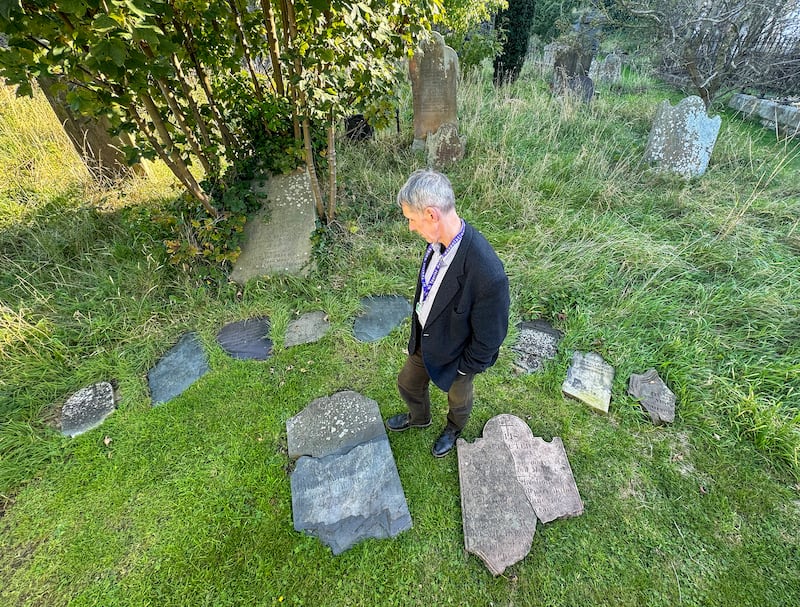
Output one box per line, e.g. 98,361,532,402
589,53,622,85
408,31,462,152
511,320,562,373
644,96,721,178
457,414,583,575
353,295,411,342
215,317,272,360
426,121,466,168
61,381,116,437
287,391,412,554
147,332,210,405
562,351,615,414
284,311,330,348
628,368,676,425
230,168,316,284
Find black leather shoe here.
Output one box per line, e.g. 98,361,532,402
432,427,461,457
386,413,432,432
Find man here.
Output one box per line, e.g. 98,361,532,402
386,169,510,457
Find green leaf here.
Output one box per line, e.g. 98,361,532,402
93,14,120,33
0,0,22,21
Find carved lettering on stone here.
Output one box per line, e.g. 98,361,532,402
562,351,615,414
628,368,676,425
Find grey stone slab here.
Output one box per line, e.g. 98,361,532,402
61,381,115,437
216,317,272,360
426,122,466,168
644,96,721,178
353,295,411,343
512,320,562,373
729,93,800,138
291,437,412,555
589,53,622,85
628,368,676,425
284,311,330,348
230,169,316,284
147,332,210,405
562,351,614,414
286,391,386,460
409,31,460,148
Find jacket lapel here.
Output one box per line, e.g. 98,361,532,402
423,223,473,327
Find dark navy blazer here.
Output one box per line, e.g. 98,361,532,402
409,221,510,392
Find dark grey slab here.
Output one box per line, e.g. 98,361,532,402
353,295,411,342
290,436,412,555
216,317,272,360
61,381,115,437
457,424,537,576
286,391,386,460
628,368,676,425
512,320,562,373
562,351,614,414
284,311,330,348
147,332,210,405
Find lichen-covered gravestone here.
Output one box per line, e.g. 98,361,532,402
230,168,316,284
408,31,462,153
644,96,721,178
287,391,412,555
61,381,116,437
512,320,562,373
457,414,583,575
284,311,330,348
589,53,622,85
628,368,676,425
425,122,466,168
353,296,411,342
215,317,272,360
147,332,209,405
562,351,615,414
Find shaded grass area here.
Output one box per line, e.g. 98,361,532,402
2,61,800,606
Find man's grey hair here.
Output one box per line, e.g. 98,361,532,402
397,169,455,213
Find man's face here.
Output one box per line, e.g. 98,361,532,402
401,204,439,244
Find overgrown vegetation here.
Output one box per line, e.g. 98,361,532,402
1,50,799,606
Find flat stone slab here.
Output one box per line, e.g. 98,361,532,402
511,320,562,373
628,369,676,425
215,317,272,360
457,414,583,576
284,311,330,348
291,437,412,555
286,391,386,460
147,332,210,405
562,351,614,414
353,295,411,342
230,169,316,284
61,381,115,437
288,391,412,554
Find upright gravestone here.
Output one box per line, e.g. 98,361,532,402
562,351,614,414
408,31,462,153
287,391,412,555
628,368,677,425
589,53,622,85
216,317,272,360
457,414,583,575
230,168,316,284
425,122,466,168
353,296,411,342
147,332,210,405
61,381,116,437
512,320,562,374
644,96,721,178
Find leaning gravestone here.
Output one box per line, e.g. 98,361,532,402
287,391,412,555
215,317,272,360
512,320,562,373
457,414,583,576
562,351,615,414
230,168,316,284
284,311,330,348
353,295,411,342
408,31,460,151
628,368,676,425
644,96,721,178
147,332,210,405
589,53,622,85
61,381,116,437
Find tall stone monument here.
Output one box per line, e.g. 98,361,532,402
644,96,721,178
408,31,465,164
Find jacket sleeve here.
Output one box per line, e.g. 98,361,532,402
458,270,510,375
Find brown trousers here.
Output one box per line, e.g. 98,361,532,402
397,350,475,431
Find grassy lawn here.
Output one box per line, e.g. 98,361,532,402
1,56,799,606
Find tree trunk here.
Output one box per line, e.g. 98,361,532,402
327,115,336,221
38,76,146,183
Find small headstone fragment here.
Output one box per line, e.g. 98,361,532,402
353,295,411,342
426,122,466,168
562,351,614,414
628,369,676,425
512,320,562,373
61,381,115,437
147,332,210,405
284,311,330,348
216,317,272,360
